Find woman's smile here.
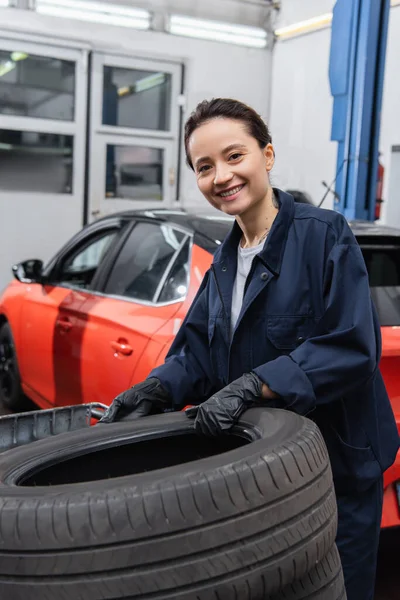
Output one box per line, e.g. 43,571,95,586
216,184,246,201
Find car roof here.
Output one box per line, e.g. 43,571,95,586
96,208,400,240
97,208,232,226
96,209,233,245
348,220,400,237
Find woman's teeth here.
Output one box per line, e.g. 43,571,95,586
220,185,243,198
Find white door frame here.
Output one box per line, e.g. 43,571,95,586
91,135,175,215
88,52,182,220
0,39,88,206
0,38,88,291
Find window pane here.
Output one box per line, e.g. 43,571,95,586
103,66,171,130
105,145,163,200
0,129,73,194
105,223,185,301
0,51,75,121
158,240,190,302
58,231,117,289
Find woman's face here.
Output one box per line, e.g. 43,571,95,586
188,117,275,216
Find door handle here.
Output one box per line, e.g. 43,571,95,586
111,340,133,356
56,318,72,332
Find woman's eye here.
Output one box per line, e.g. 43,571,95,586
229,153,242,161
198,165,211,173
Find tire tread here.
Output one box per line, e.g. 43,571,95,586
0,410,339,600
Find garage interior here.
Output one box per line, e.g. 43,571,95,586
0,1,399,599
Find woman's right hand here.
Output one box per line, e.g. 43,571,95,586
99,378,171,423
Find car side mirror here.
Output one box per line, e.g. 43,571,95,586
12,259,44,284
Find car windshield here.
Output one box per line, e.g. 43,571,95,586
357,237,400,326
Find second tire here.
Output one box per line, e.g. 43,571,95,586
0,408,337,599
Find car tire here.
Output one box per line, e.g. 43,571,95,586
270,544,346,599
0,408,337,600
0,322,30,412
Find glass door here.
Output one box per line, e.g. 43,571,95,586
0,39,88,291
89,53,182,219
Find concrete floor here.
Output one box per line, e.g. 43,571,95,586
0,399,397,599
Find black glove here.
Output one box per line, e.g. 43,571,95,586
99,378,171,423
185,372,263,436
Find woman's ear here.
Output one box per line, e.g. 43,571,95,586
264,143,275,172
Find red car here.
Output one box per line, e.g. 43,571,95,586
0,209,399,528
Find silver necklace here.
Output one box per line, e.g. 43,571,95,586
257,228,270,244
240,227,270,249
240,191,276,249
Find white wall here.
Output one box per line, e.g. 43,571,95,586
275,0,333,27
269,25,336,207
270,1,400,219
0,6,272,290
379,6,400,225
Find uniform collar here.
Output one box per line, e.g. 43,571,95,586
213,188,295,275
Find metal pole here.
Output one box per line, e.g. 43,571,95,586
329,0,391,221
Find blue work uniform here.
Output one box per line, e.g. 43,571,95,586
150,189,399,599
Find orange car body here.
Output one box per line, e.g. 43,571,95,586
0,216,399,529
0,244,211,409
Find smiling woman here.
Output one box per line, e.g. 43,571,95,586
101,98,399,600
184,99,278,249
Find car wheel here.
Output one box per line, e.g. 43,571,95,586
0,409,338,599
0,322,29,412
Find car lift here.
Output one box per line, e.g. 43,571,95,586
329,0,391,221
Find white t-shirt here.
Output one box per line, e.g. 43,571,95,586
231,240,265,339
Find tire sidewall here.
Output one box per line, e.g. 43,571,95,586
0,409,305,494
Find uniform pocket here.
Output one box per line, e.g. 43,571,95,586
267,316,316,350
327,425,382,493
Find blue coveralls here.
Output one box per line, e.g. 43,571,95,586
151,189,399,599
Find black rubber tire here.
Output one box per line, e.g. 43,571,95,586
270,544,346,599
0,408,337,600
0,322,30,412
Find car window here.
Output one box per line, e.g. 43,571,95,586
56,230,118,289
158,239,190,303
104,222,185,302
361,247,400,287
190,217,231,251
359,241,400,326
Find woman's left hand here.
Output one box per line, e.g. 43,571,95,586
185,372,278,436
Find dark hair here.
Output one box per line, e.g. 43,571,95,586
184,98,272,170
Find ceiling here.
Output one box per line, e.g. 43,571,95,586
54,0,278,30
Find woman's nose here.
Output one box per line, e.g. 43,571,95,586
214,165,233,186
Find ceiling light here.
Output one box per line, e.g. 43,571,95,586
275,13,333,39
135,72,165,93
10,52,28,62
118,86,131,98
168,15,267,49
35,0,151,30
0,60,16,77
118,72,166,97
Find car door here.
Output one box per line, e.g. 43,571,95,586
358,234,400,407
19,224,121,408
78,220,188,405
